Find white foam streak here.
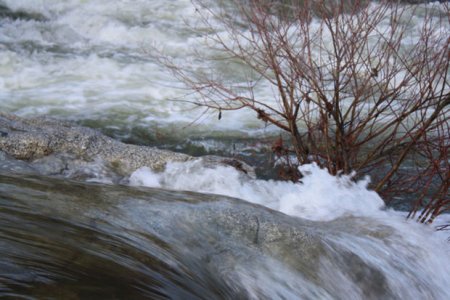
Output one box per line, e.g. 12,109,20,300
129,162,385,221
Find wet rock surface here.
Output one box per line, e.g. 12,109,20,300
0,173,394,299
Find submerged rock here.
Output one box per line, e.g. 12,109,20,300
0,173,398,299
2,173,447,299
0,113,255,177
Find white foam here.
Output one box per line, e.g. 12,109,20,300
129,161,385,221
128,159,449,249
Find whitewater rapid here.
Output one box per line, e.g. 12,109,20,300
0,0,262,135
2,0,446,135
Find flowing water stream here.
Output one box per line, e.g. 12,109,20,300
0,0,449,299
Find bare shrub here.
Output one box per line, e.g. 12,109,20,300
159,0,449,222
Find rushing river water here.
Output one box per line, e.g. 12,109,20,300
0,0,449,299
1,171,450,299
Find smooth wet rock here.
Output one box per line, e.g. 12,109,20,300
0,173,423,299
0,113,255,177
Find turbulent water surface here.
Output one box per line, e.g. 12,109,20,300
1,0,450,299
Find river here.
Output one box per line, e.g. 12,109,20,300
0,0,449,299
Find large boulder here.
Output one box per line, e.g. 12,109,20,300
0,113,255,177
